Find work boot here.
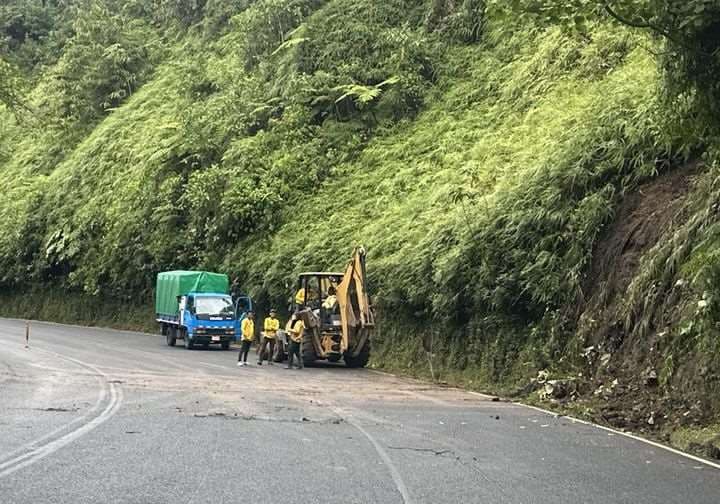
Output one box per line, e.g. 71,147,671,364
257,361,263,366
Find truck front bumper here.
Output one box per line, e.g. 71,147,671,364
189,334,234,344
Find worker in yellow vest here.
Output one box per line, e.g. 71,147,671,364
295,287,318,310
286,313,305,370
237,311,254,367
258,309,280,366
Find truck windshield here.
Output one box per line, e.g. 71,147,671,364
194,297,234,316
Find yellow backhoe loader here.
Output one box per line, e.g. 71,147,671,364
276,247,374,367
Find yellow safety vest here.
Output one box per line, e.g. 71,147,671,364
241,318,254,342
263,317,279,339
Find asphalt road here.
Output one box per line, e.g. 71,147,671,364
0,319,718,504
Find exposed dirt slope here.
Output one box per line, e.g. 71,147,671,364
563,164,720,459
579,165,698,349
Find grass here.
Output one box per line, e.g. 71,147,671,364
0,291,156,333
671,424,720,457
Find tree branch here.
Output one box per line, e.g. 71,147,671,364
603,2,709,56
603,3,652,30
603,3,674,41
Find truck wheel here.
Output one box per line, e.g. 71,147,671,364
344,342,370,368
302,331,316,366
166,326,177,347
221,340,230,350
184,333,194,350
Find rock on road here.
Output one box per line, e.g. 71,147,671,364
0,319,718,504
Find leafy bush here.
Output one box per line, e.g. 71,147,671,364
33,1,161,128
0,0,70,72
487,0,720,131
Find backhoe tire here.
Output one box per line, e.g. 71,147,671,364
302,331,316,366
166,326,177,347
344,343,370,368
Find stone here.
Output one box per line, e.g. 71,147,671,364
644,369,659,387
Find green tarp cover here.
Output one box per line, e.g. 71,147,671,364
155,271,229,316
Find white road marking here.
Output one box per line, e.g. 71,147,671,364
0,347,124,478
371,369,720,471
0,384,106,467
332,406,414,504
517,402,720,471
0,384,122,478
0,347,107,465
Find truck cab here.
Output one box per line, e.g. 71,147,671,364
164,293,253,350
177,293,235,349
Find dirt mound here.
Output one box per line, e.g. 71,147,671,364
578,164,699,349
564,162,720,448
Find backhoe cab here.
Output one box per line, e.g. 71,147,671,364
285,247,374,368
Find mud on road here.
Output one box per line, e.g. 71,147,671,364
1,319,719,504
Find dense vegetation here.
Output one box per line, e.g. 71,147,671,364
2,0,720,448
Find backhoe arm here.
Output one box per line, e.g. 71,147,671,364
336,247,375,353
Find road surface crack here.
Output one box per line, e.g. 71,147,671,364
191,412,344,425
387,446,453,456
34,407,80,413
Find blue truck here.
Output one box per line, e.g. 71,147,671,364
155,270,252,350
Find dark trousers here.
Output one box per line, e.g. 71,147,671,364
287,340,303,369
239,340,252,362
258,337,276,363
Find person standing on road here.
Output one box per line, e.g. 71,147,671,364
258,309,280,366
237,311,255,367
286,313,305,370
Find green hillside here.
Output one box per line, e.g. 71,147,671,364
2,0,720,457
